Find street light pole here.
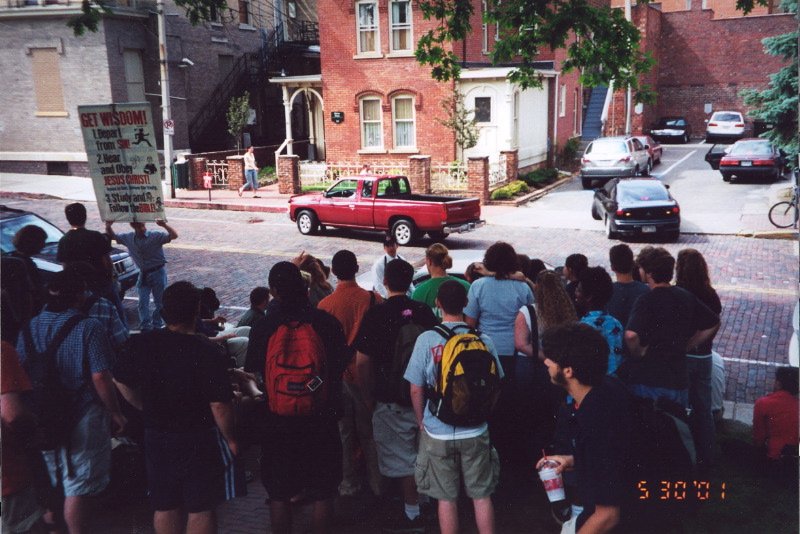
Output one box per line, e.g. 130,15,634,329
624,0,632,136
157,0,175,199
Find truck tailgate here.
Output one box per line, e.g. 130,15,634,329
444,198,481,224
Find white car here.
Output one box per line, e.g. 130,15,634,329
705,111,746,142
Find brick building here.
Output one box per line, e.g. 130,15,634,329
0,0,318,176
602,1,794,138
271,0,588,173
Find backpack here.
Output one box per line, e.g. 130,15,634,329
21,314,85,452
264,319,329,416
381,312,427,406
427,325,501,427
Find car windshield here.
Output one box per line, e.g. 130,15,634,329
0,213,64,254
729,141,772,156
618,182,670,203
656,118,685,127
587,140,627,155
712,112,742,122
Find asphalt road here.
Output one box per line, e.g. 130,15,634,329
491,140,793,235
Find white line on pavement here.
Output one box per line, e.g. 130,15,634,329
167,216,294,227
651,149,697,179
722,357,782,367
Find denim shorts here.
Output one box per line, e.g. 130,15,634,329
42,403,111,497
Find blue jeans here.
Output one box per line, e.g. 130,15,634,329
244,169,258,191
687,355,715,472
137,266,167,330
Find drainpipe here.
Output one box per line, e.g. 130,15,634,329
282,85,293,155
624,0,632,135
552,73,559,166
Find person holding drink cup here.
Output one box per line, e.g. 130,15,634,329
536,323,632,534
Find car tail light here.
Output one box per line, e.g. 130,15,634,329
753,159,775,166
582,157,589,163
616,209,631,217
620,156,631,162
441,204,448,223
735,123,744,127
720,159,739,166
708,122,718,127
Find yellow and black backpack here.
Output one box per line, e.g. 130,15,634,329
428,325,501,427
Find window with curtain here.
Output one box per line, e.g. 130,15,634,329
361,98,383,148
474,97,491,123
123,50,145,103
357,1,379,54
390,0,412,52
393,96,415,148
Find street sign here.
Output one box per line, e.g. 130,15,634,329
78,102,167,223
163,119,175,135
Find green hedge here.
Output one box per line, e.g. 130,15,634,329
520,168,559,188
491,180,530,200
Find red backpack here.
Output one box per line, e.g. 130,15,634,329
265,320,328,416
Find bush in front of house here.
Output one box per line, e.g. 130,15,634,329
491,180,530,200
521,168,559,188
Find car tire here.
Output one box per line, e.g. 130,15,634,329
605,215,617,240
428,231,447,241
591,204,602,221
296,210,319,235
640,160,651,176
391,219,418,246
666,230,681,242
721,173,731,182
581,176,592,190
683,133,690,144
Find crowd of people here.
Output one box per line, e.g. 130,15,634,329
1,201,798,534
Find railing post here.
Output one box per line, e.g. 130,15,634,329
409,155,431,194
501,149,518,182
278,155,301,194
227,155,245,190
190,157,207,190
467,156,490,204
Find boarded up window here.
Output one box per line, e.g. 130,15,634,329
123,50,146,103
31,48,66,115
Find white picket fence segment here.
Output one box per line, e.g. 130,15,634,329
205,160,230,187
298,161,410,186
430,163,468,192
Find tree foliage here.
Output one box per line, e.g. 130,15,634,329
437,91,480,162
416,0,656,101
227,91,251,151
740,0,798,166
68,0,229,36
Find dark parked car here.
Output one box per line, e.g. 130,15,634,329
649,116,692,144
704,139,786,182
591,178,681,241
0,205,139,295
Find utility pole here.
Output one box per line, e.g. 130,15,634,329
624,0,632,136
157,0,175,199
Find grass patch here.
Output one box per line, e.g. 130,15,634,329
301,184,329,192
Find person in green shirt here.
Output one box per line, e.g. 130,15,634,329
411,243,470,320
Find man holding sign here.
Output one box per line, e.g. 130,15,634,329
106,219,178,331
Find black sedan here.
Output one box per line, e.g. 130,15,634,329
591,178,681,241
649,116,692,144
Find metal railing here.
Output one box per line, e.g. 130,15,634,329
431,162,468,192
489,153,508,187
205,160,229,187
298,161,410,187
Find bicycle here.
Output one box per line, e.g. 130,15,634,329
768,184,799,229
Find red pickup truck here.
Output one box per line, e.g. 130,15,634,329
288,175,484,245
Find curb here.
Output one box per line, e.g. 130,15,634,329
0,191,61,201
737,229,799,240
163,199,287,213
486,174,573,207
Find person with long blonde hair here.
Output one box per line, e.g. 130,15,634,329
293,251,333,306
676,248,722,475
533,270,577,335
412,243,470,319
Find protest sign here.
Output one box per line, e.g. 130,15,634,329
78,103,166,222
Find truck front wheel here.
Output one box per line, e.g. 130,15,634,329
296,210,319,235
391,219,417,246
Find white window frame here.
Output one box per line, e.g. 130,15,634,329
356,0,381,56
392,95,416,149
360,97,384,150
389,0,413,54
512,91,519,147
559,84,567,117
474,96,492,124
481,0,489,54
123,49,145,103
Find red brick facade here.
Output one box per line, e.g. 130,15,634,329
605,3,793,137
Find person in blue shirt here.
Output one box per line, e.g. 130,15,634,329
576,266,624,375
106,219,178,331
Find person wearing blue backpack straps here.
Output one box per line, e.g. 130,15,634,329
405,280,503,534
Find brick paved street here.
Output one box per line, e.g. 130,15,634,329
3,196,797,534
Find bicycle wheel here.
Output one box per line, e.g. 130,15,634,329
768,201,799,228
